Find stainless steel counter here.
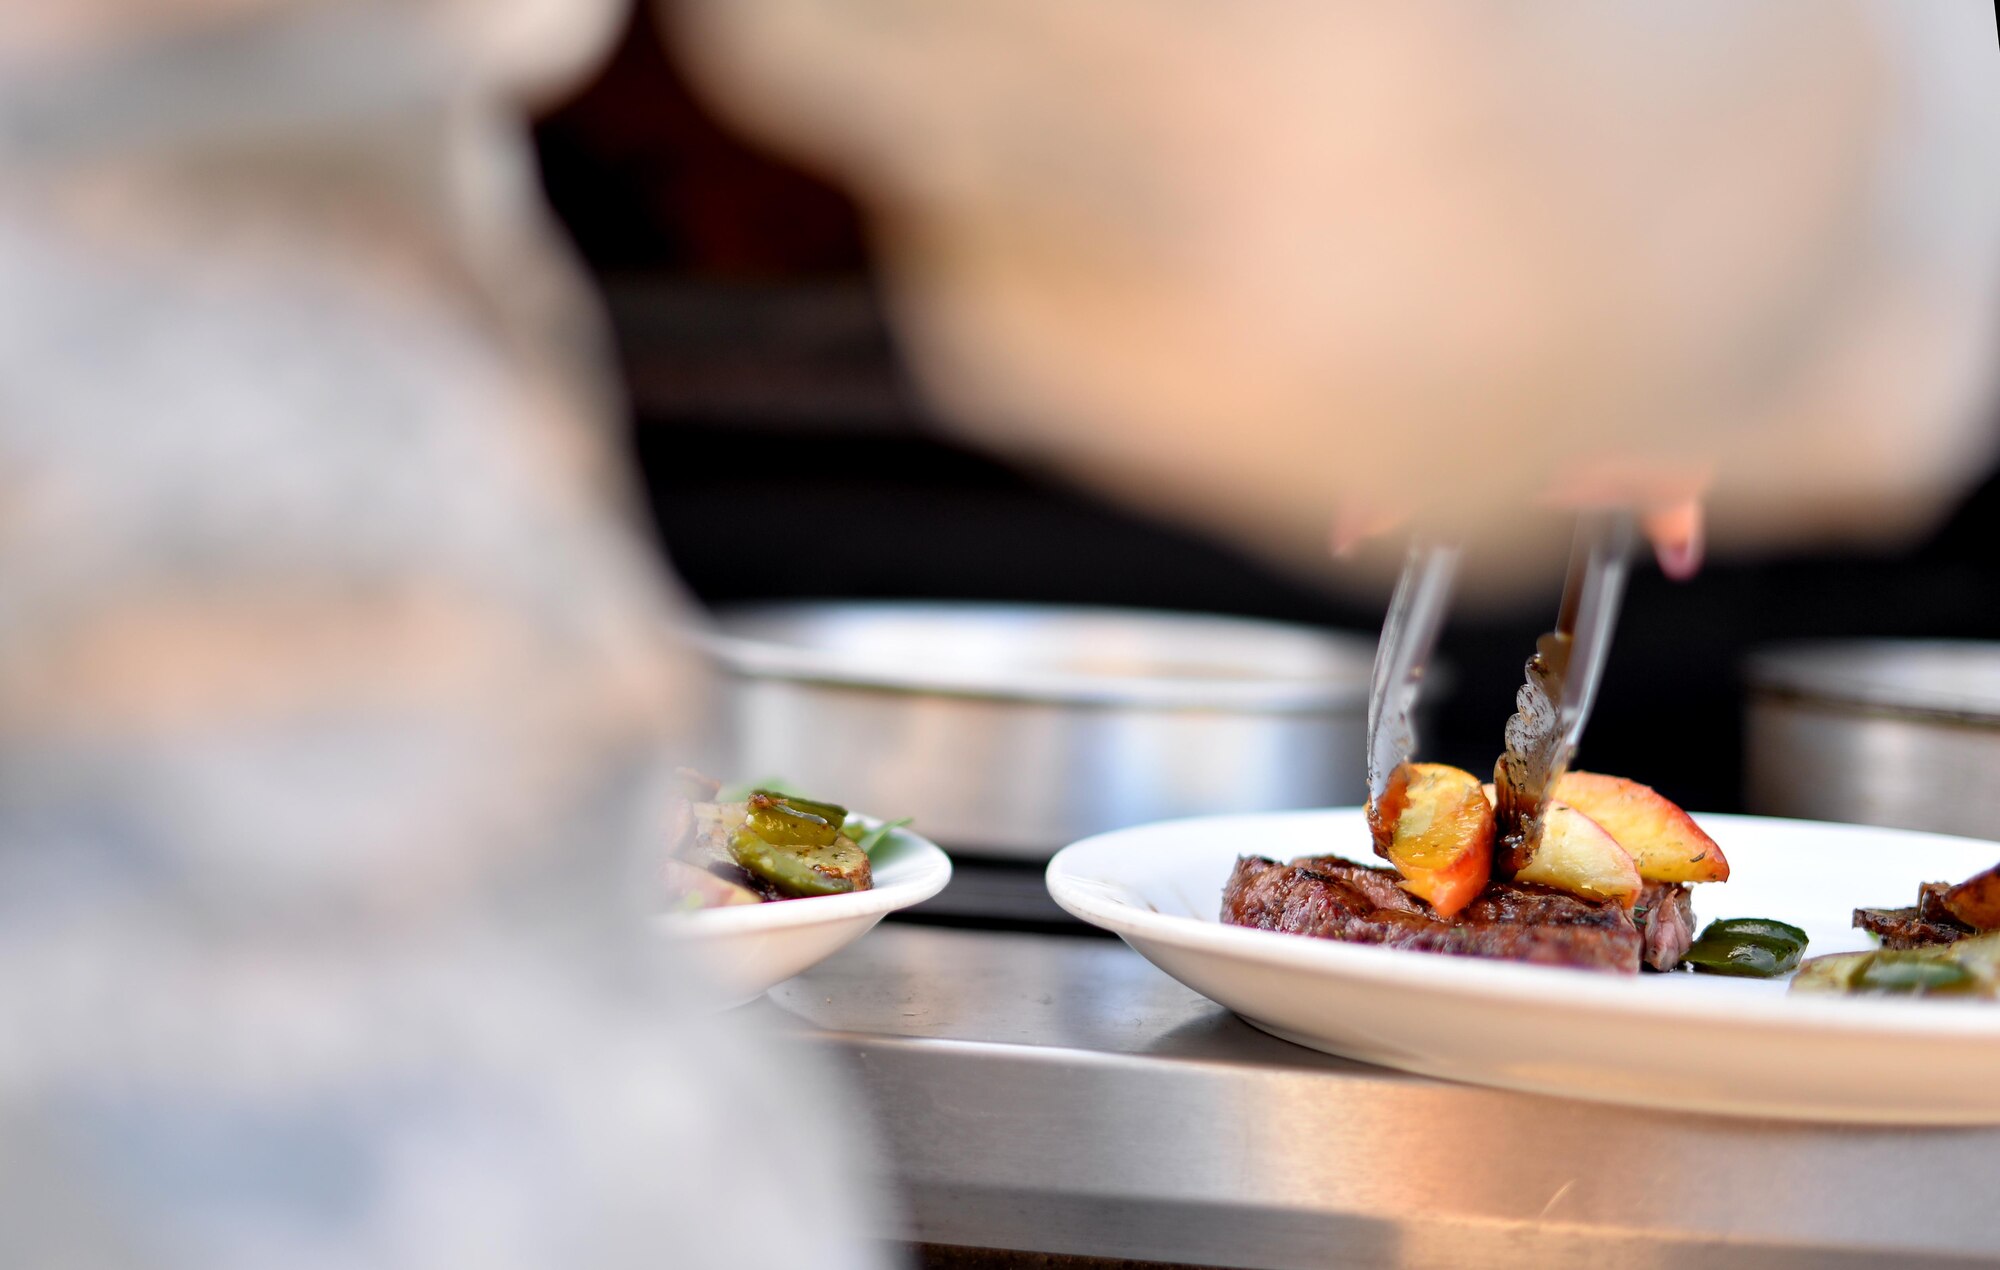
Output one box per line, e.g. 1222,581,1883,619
747,924,2000,1269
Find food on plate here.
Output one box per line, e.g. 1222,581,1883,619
1230,763,1728,973
1852,859,2000,950
1854,885,1978,950
733,789,873,896
1791,930,2000,999
1367,763,1494,918
666,771,887,908
664,859,764,909
1475,771,1719,907
1482,772,1730,887
1221,855,1697,973
1633,881,1698,971
1509,800,1644,910
1796,859,2000,998
1680,917,1809,979
1940,864,2000,932
1547,772,1730,884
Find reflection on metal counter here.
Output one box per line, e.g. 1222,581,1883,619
755,924,2000,1270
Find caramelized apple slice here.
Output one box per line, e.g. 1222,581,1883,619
1550,771,1728,884
1511,801,1643,909
1368,762,1494,918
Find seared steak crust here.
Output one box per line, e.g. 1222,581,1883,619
1221,855,1643,973
1855,882,1974,950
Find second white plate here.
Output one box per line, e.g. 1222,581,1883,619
661,821,951,1006
1046,809,2000,1122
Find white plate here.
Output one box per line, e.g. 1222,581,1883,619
1046,809,2000,1123
661,823,951,1006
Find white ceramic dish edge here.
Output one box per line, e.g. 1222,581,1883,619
660,822,951,1006
1046,809,2000,1122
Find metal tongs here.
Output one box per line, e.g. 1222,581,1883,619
1365,541,1460,810
1491,510,1638,872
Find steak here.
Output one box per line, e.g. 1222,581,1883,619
1635,881,1696,972
1221,855,1643,973
1855,881,1975,950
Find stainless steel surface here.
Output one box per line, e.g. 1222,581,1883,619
1747,640,2000,839
756,925,2000,1268
1365,543,1459,805
1495,511,1635,849
700,603,1375,858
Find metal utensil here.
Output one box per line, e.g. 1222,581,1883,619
1492,511,1636,871
1366,542,1460,807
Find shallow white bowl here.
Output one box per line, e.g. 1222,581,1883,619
661,822,950,1005
1046,809,2000,1123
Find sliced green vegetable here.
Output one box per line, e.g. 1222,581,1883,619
1683,937,1802,978
1702,917,1809,946
1791,933,2000,998
767,791,848,826
730,828,870,898
1789,951,1875,995
745,792,841,847
1683,917,1808,978
846,816,912,855
1948,929,2000,975
1852,953,1981,995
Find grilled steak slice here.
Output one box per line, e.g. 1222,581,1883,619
1918,881,1962,926
1221,855,1642,973
1635,881,1696,971
1853,864,2000,949
1855,884,1974,950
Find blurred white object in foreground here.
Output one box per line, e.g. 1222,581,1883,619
676,0,2000,574
0,3,886,1267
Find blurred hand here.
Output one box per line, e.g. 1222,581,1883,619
673,0,2000,582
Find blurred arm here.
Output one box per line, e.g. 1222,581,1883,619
671,0,2000,580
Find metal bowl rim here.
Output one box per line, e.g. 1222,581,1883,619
1745,639,2000,725
690,600,1376,711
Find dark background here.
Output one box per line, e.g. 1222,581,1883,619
533,7,2000,815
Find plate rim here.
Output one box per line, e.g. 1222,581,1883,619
1045,807,2000,1039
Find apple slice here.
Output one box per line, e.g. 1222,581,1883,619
1511,801,1643,909
1368,762,1494,918
1550,771,1728,884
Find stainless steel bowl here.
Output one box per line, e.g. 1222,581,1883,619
698,602,1375,858
1745,640,2000,839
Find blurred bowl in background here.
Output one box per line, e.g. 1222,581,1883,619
696,602,1376,859
1746,640,2000,841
